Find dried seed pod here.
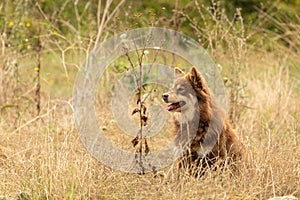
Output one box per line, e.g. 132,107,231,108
131,108,140,115
141,115,148,125
144,140,150,154
131,137,139,147
141,103,147,114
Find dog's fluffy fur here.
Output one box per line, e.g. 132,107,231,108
162,67,245,175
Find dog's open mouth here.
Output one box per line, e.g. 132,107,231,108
166,101,186,112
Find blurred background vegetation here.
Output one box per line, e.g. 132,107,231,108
0,0,299,128
1,0,299,122
2,0,300,49
0,0,299,127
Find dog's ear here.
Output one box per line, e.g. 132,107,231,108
188,66,204,90
174,67,184,78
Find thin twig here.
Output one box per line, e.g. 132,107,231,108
10,105,57,135
35,28,42,115
94,0,126,50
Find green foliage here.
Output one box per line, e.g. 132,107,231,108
2,1,40,53
2,0,300,52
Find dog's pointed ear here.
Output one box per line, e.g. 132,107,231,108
189,66,204,90
174,67,184,78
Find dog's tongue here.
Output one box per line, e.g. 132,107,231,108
166,102,180,111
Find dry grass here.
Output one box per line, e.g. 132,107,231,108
0,51,299,199
0,1,300,200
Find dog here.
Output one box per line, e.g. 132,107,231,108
162,67,245,176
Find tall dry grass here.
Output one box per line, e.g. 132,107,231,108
0,0,299,199
0,71,298,199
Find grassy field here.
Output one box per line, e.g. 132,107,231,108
0,1,299,199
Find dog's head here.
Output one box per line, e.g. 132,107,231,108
162,67,209,113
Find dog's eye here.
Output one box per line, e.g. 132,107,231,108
177,87,185,92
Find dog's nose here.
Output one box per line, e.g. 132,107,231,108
162,93,168,101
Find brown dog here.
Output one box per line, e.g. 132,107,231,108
162,67,245,175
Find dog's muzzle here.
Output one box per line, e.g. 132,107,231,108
162,93,186,112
